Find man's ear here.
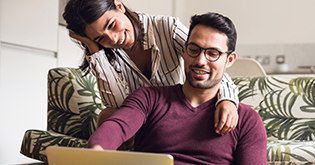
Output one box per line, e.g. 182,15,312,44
114,0,126,13
226,52,237,68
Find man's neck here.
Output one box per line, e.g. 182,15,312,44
182,82,219,108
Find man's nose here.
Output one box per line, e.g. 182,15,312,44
195,50,208,65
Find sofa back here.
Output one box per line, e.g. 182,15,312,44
47,67,315,141
232,76,315,141
47,68,103,140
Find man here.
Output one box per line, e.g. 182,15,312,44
87,12,267,165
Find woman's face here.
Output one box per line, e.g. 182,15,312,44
84,5,134,50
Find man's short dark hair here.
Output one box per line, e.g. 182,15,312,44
187,12,237,52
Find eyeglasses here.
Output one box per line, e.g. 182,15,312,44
185,43,233,62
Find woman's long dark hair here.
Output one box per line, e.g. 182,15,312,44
63,0,144,73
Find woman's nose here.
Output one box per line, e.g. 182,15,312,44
105,32,118,45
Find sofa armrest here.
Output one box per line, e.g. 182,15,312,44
20,129,87,162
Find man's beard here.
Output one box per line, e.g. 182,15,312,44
185,66,221,89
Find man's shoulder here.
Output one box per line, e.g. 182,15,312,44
237,103,265,131
237,103,261,120
238,103,255,112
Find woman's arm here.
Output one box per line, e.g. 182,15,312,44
69,30,130,127
215,73,239,135
69,30,100,54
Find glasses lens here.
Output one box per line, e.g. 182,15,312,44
186,44,200,57
205,48,220,61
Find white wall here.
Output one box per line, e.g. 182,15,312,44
180,0,315,45
122,0,173,16
179,0,315,73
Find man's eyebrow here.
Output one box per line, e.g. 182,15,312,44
188,41,224,51
93,17,113,42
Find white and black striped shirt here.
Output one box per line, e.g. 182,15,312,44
86,12,239,108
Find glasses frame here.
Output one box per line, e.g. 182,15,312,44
184,42,233,62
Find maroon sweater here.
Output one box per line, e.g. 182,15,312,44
87,84,267,165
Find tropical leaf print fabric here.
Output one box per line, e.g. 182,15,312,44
20,68,315,164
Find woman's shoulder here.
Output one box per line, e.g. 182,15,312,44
136,11,177,24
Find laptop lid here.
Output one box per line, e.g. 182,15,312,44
46,146,174,165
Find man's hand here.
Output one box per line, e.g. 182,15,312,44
97,107,119,128
214,100,238,135
91,145,104,150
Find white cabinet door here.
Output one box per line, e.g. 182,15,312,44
0,0,58,52
0,43,57,164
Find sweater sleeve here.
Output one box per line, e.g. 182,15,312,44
235,104,267,165
86,87,152,149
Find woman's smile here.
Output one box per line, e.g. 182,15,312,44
118,32,125,45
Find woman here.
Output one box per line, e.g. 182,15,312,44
63,0,239,144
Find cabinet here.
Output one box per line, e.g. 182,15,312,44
0,0,58,52
0,0,59,164
0,44,57,164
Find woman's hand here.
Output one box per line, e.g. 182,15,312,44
214,100,238,135
69,30,100,54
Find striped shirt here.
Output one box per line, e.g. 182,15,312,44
86,12,239,108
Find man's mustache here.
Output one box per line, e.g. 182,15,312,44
189,65,211,73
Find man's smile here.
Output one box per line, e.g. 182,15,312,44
192,69,208,75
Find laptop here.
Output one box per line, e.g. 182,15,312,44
46,146,174,165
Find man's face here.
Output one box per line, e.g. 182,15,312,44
184,24,234,89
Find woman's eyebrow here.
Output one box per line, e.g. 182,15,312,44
93,17,113,42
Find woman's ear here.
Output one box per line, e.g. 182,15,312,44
114,0,126,13
226,52,237,68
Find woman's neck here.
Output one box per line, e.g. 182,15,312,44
124,43,152,80
124,42,143,55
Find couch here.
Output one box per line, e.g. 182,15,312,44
20,67,315,164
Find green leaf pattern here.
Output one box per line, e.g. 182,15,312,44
233,76,315,163
20,68,315,163
21,68,102,162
